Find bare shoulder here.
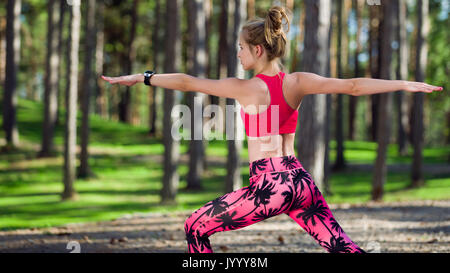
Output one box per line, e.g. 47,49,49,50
286,72,354,96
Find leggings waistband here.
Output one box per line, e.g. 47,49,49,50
249,155,304,178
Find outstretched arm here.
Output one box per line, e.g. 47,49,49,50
294,72,443,96
101,73,249,100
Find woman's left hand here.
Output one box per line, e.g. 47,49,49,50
403,81,443,93
101,74,141,87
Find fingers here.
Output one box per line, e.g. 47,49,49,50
101,75,120,84
409,81,444,93
423,83,443,93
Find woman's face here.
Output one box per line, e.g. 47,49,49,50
238,32,259,71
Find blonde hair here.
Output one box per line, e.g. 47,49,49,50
242,6,291,62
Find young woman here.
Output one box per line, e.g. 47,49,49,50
102,6,443,253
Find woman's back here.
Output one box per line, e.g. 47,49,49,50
238,72,303,163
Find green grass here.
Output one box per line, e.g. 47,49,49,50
0,98,449,231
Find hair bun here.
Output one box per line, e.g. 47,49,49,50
264,6,290,47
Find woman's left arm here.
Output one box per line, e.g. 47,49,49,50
294,72,444,96
350,78,443,96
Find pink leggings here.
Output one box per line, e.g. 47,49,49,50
184,155,365,253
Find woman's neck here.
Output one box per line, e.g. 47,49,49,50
254,61,280,76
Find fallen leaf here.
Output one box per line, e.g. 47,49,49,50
219,245,229,252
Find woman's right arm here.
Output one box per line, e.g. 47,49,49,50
102,73,250,100
101,73,187,91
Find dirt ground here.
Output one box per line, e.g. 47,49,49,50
0,200,448,253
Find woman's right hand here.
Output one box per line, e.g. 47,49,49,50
101,74,142,87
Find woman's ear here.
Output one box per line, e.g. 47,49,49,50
256,45,264,57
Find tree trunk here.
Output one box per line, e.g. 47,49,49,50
0,15,5,87
211,0,229,110
55,0,66,126
79,0,97,179
396,0,409,156
3,0,22,150
119,0,139,124
203,0,213,172
225,0,246,193
349,0,363,141
95,0,107,119
411,0,429,188
368,5,381,142
149,0,161,136
247,0,255,19
62,0,81,201
297,0,331,192
323,0,334,196
333,0,347,171
372,0,396,201
161,0,183,205
40,0,61,158
186,0,208,190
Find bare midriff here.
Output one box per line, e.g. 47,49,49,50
246,133,297,162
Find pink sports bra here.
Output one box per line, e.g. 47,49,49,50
240,72,299,137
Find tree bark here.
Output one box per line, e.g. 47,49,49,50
95,0,107,119
149,0,161,136
3,0,22,149
40,0,61,158
79,0,97,179
161,0,183,205
225,0,246,193
368,5,381,142
396,0,409,156
411,0,429,188
297,0,331,191
333,0,347,171
62,0,81,201
55,0,66,126
349,0,363,141
372,0,396,201
186,0,208,190
119,0,139,124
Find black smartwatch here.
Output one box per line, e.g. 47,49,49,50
144,70,155,86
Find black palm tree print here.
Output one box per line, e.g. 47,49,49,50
205,195,229,217
209,211,247,233
322,236,353,253
280,155,298,169
329,217,344,235
295,199,329,227
248,174,277,207
271,171,291,185
184,225,200,253
281,185,294,210
290,169,310,194
288,192,307,211
252,207,283,221
313,184,321,199
238,183,256,200
250,158,268,177
304,226,323,245
196,231,212,252
188,195,230,230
